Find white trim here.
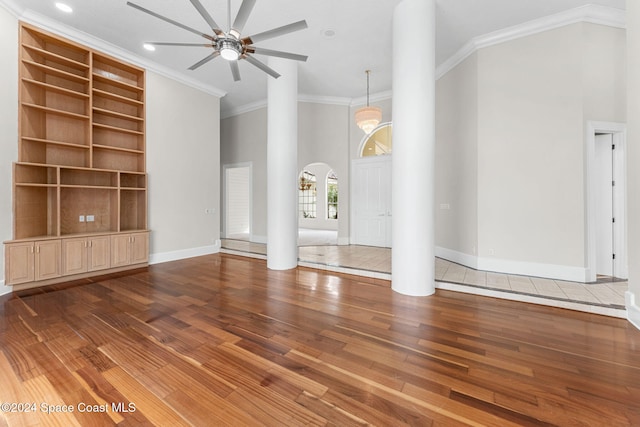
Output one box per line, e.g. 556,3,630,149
439,281,626,319
299,94,352,106
0,0,21,17
337,237,350,246
626,291,640,329
350,90,393,107
222,5,625,118
357,122,393,157
436,246,588,282
251,234,267,244
478,257,588,283
222,90,392,119
435,246,478,270
436,4,625,79
221,100,267,119
12,8,226,98
149,242,220,265
0,280,10,296
585,121,627,282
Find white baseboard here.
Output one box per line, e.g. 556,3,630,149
149,241,221,265
436,246,588,282
251,234,267,244
337,237,350,246
436,247,478,269
626,291,640,331
0,280,10,296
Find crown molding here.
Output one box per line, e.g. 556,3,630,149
7,5,226,98
350,90,393,107
298,94,352,106
220,99,267,119
436,4,625,79
0,0,22,17
221,89,393,118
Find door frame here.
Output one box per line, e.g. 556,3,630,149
222,162,253,240
585,121,627,281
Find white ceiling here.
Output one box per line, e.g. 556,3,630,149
2,0,626,115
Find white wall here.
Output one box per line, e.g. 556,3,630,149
432,22,625,281
220,107,268,242
0,5,18,292
626,2,640,328
582,23,626,123
435,52,479,261
146,72,220,263
221,102,352,243
298,102,349,239
477,24,590,274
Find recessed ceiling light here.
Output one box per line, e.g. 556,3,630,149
322,29,336,39
55,2,73,13
143,43,156,52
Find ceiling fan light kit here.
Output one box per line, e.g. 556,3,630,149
355,70,382,134
127,0,308,81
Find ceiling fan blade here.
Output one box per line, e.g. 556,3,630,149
188,51,220,70
232,0,256,34
145,42,212,47
243,20,308,44
189,0,224,36
244,54,281,79
127,2,213,41
249,47,307,62
230,61,241,82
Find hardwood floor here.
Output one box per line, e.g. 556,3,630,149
1,253,639,426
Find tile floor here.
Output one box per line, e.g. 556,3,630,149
220,240,628,318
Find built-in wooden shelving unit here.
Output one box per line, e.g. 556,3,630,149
4,23,149,289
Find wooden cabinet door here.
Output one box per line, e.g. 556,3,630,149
5,242,35,285
111,234,131,268
35,240,61,281
62,238,88,276
88,236,111,272
130,232,149,265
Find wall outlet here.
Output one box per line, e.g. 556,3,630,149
205,208,216,214
79,215,85,222
440,203,450,210
86,215,95,222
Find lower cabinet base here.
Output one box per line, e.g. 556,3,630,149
8,263,148,292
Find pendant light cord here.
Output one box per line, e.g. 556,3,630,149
366,70,371,107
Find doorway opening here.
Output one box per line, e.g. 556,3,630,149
586,122,627,282
298,163,338,246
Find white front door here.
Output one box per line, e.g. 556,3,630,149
351,156,391,247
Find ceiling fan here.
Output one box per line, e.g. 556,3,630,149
126,0,308,81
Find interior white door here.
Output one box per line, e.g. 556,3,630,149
225,165,251,239
594,134,613,277
351,156,391,247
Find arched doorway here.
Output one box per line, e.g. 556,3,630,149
298,162,339,246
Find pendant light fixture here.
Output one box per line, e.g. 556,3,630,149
355,70,382,134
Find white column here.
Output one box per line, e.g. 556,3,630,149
267,58,298,270
626,0,640,329
391,0,436,296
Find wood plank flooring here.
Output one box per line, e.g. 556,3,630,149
1,253,639,426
